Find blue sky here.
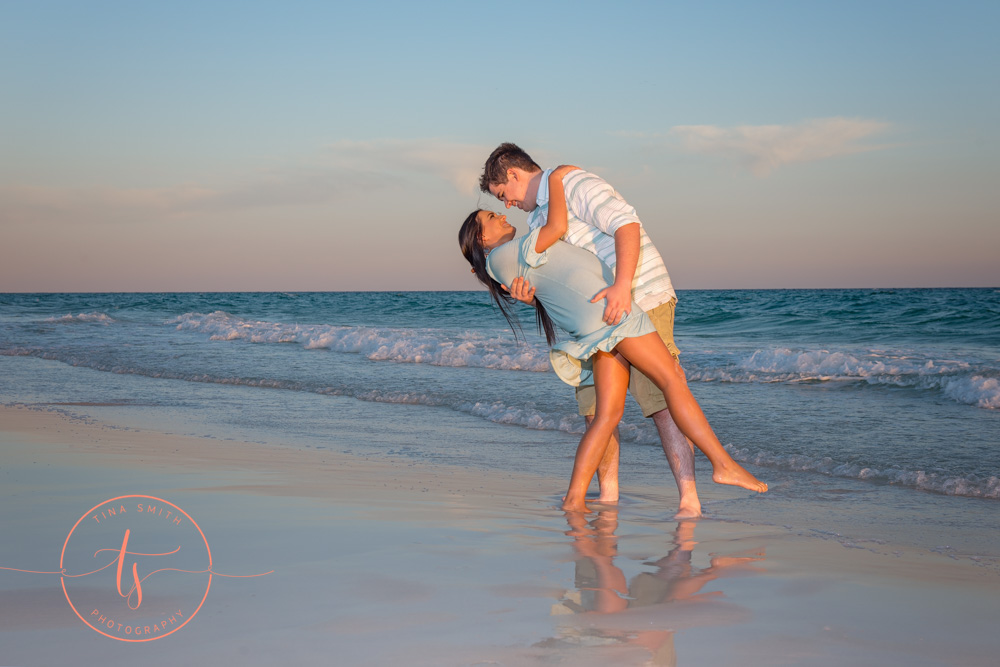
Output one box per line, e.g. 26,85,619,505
2,0,997,291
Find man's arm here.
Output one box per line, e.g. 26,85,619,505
590,223,639,325
564,172,643,325
590,223,639,324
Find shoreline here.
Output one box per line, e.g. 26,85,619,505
2,403,999,665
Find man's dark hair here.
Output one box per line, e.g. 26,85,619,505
479,142,541,193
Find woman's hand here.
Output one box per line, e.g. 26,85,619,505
552,164,579,179
535,165,580,254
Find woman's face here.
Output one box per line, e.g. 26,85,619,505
478,211,516,250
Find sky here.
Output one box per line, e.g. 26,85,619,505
1,0,998,292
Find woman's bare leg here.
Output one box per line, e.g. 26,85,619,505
594,423,620,502
563,351,631,512
615,334,767,493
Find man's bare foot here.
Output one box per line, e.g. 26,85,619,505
712,463,768,493
673,500,702,520
672,519,698,551
596,483,619,503
672,479,701,518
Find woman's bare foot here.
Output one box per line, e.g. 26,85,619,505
561,495,592,513
708,553,766,574
711,462,768,493
562,493,618,504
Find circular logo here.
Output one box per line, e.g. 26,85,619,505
60,495,213,642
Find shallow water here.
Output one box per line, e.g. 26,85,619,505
2,289,998,555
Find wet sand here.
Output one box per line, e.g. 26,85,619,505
1,404,997,666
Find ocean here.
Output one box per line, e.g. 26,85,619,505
2,289,999,554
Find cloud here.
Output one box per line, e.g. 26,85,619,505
327,139,487,194
669,117,892,176
0,169,391,226
0,183,216,225
0,139,488,226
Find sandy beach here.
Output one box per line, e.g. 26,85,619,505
1,403,997,666
4,0,998,662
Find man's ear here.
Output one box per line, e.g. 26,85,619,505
506,167,518,183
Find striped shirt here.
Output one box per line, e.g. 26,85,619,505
527,169,675,312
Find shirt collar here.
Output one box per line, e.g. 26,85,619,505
533,168,553,209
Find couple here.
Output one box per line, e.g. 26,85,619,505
459,143,766,514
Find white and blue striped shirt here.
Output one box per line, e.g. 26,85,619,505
527,169,675,312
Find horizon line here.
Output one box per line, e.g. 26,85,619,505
3,286,998,295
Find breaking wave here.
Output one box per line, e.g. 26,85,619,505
44,312,116,324
727,445,1000,499
170,311,551,372
687,347,1000,409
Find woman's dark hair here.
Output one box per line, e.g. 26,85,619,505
459,209,556,345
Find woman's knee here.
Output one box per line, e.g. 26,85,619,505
592,403,625,428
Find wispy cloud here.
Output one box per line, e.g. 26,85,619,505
327,139,487,194
669,117,892,176
0,139,488,226
0,184,216,225
0,168,390,226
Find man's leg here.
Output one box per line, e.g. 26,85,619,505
651,407,701,519
630,300,702,518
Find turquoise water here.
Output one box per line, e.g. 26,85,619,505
2,289,999,552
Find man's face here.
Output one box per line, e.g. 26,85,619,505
489,168,535,212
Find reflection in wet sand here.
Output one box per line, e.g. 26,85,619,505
543,511,765,665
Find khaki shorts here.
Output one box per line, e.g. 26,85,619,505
575,298,680,418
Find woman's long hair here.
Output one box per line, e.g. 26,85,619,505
459,209,556,345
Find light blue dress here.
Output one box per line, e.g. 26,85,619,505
486,227,656,387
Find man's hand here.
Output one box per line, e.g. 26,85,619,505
591,282,632,325
502,276,536,306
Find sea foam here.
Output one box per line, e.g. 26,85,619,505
686,347,999,409
44,312,116,324
170,311,551,372
2,344,996,499
727,444,1000,499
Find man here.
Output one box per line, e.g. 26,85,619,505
480,143,701,518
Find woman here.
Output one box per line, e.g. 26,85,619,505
459,167,767,512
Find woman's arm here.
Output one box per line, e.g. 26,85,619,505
535,165,579,253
